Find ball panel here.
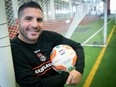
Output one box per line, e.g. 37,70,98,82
53,65,66,71
50,50,56,62
72,56,77,66
50,45,77,73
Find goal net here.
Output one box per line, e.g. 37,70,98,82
4,0,115,47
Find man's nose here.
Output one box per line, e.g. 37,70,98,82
32,19,38,28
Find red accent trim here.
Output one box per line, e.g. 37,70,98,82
37,68,51,76
32,60,51,70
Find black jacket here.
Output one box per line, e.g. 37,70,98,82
11,30,85,87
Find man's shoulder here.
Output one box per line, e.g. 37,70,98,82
10,37,22,49
10,37,18,44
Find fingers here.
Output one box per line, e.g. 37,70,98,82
66,74,73,85
66,70,82,86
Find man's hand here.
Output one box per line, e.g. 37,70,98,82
66,70,82,86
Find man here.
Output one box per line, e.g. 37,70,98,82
11,1,85,87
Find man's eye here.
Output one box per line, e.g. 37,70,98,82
37,18,43,22
25,17,32,21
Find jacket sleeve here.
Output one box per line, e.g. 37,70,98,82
11,44,69,87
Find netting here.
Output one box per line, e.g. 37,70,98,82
4,0,73,39
4,0,115,46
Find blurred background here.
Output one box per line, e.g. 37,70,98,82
0,0,116,87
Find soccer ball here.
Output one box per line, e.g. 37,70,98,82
50,45,77,73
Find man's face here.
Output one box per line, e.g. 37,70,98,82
17,8,43,43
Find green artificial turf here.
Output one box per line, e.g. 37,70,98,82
71,18,115,45
90,26,116,87
64,42,102,87
65,18,116,87
71,19,104,43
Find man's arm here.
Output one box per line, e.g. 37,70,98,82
55,33,85,85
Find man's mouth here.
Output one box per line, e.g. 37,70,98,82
28,28,40,32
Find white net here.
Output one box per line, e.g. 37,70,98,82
4,0,115,46
4,0,73,39
5,0,15,26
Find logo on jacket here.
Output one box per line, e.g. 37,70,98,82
34,49,46,62
32,61,52,76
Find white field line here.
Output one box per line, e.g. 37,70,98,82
81,18,114,46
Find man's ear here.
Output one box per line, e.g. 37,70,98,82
15,18,19,25
15,18,19,34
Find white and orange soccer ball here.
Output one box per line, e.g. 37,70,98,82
50,45,77,73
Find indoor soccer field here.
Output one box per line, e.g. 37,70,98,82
65,18,116,87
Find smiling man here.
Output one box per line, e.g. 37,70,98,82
11,1,85,87
17,5,43,43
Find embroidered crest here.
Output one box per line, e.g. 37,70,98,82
34,50,46,62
